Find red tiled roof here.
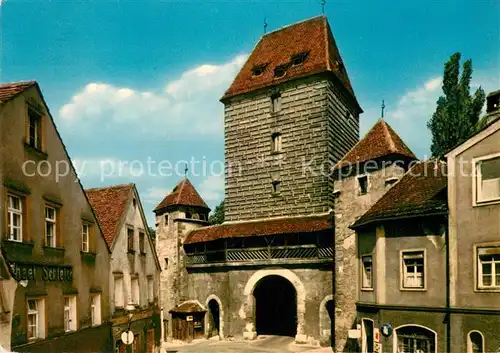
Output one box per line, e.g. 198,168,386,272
351,161,448,228
334,119,416,170
222,16,359,109
184,213,333,244
154,178,209,213
0,81,36,102
85,184,134,247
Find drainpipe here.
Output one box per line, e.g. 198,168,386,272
445,217,451,353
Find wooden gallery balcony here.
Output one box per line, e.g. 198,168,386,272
184,231,333,268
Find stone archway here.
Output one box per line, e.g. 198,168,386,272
205,294,224,339
241,268,307,342
319,295,334,344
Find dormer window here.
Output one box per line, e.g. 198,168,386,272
274,64,287,78
251,64,268,77
291,51,308,66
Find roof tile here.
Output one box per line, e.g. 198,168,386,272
0,81,36,102
184,213,332,244
85,184,134,247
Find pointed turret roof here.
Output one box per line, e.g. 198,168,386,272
222,16,360,111
85,183,134,247
334,119,416,170
154,178,210,213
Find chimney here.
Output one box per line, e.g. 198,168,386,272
486,89,500,124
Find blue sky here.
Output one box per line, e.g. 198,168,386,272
1,0,499,225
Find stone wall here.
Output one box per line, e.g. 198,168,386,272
333,162,406,352
185,265,333,345
224,75,359,221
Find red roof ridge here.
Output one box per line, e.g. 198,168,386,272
380,119,397,152
263,15,326,38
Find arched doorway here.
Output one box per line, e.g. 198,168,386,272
254,275,297,337
207,299,220,338
393,325,437,353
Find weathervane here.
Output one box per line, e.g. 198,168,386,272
381,100,386,118
184,163,188,177
264,16,268,34
321,0,326,14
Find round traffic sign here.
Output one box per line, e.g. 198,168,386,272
121,331,134,345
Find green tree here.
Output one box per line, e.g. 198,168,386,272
148,226,156,241
209,200,225,225
427,52,486,157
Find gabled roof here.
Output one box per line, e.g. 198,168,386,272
154,178,209,213
170,300,206,314
86,184,134,247
222,16,360,111
351,160,448,228
334,119,416,170
0,80,36,102
184,213,333,244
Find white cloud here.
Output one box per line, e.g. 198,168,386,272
142,187,171,206
198,175,225,203
59,54,247,138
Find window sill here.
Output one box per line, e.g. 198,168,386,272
2,239,34,259
23,142,48,159
361,288,374,292
475,287,500,293
140,252,147,256
400,287,426,292
80,251,97,265
43,246,65,256
473,198,500,207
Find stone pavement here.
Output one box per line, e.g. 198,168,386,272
161,336,333,353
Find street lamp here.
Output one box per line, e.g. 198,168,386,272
121,304,135,346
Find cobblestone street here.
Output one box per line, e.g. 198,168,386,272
161,336,331,353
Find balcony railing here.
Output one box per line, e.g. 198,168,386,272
186,244,333,266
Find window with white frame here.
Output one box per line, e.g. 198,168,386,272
402,251,425,289
361,255,373,289
27,298,45,340
477,246,500,289
271,133,282,153
82,224,90,252
114,277,124,308
468,331,484,353
475,155,500,204
148,278,154,303
28,108,42,150
64,296,77,332
131,277,140,305
45,206,57,247
7,194,23,242
90,294,102,326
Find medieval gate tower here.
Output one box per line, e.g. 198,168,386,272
155,15,363,348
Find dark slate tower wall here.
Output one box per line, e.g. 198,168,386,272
224,75,359,222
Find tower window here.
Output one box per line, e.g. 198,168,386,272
164,214,168,225
291,51,308,66
132,198,137,208
358,175,368,195
271,133,282,153
185,211,192,219
272,181,281,194
271,94,281,113
164,258,169,269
